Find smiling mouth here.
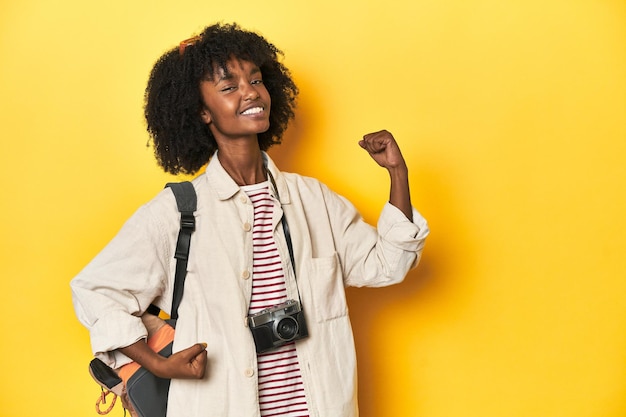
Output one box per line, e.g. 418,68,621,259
241,106,264,115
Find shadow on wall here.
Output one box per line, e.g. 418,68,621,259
266,67,326,178
270,69,473,416
346,259,436,417
345,156,474,416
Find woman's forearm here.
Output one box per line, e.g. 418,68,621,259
388,164,413,222
119,340,168,377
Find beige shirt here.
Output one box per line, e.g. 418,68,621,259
71,153,429,417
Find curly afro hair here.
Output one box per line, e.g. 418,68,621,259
144,23,298,175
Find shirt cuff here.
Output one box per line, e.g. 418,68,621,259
378,202,429,249
89,310,148,368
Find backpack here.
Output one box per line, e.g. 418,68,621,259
88,181,196,417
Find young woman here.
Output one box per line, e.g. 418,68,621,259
71,22,429,417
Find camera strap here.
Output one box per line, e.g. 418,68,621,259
281,212,296,277
267,170,300,288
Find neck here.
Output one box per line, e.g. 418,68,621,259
217,142,266,186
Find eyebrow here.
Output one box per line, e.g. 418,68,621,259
216,72,234,82
215,65,262,83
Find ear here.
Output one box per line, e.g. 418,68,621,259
200,107,212,125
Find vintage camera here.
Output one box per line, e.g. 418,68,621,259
248,299,309,353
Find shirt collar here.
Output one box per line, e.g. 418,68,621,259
204,151,290,205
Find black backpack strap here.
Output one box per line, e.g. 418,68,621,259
165,181,197,321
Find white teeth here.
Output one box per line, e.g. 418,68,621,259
242,107,263,115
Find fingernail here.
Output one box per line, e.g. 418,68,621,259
201,342,208,349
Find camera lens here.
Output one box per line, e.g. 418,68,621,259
274,316,299,341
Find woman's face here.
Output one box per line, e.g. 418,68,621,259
199,57,271,144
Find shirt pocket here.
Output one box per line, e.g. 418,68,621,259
304,253,348,323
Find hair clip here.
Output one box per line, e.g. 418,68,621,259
179,35,202,56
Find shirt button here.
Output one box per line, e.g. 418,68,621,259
241,270,250,280
244,368,254,377
242,222,252,232
239,195,247,203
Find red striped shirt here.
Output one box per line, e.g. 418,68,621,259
242,183,309,417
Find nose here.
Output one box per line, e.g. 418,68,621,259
242,83,260,101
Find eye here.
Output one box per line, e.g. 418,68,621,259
251,79,264,85
220,85,236,92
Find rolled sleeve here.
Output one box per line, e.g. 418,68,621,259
339,201,429,288
70,194,177,367
92,308,145,347
377,203,429,251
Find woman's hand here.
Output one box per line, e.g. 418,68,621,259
358,130,407,171
359,130,413,221
155,343,208,379
119,340,208,380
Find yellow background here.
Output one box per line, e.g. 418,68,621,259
1,0,625,416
